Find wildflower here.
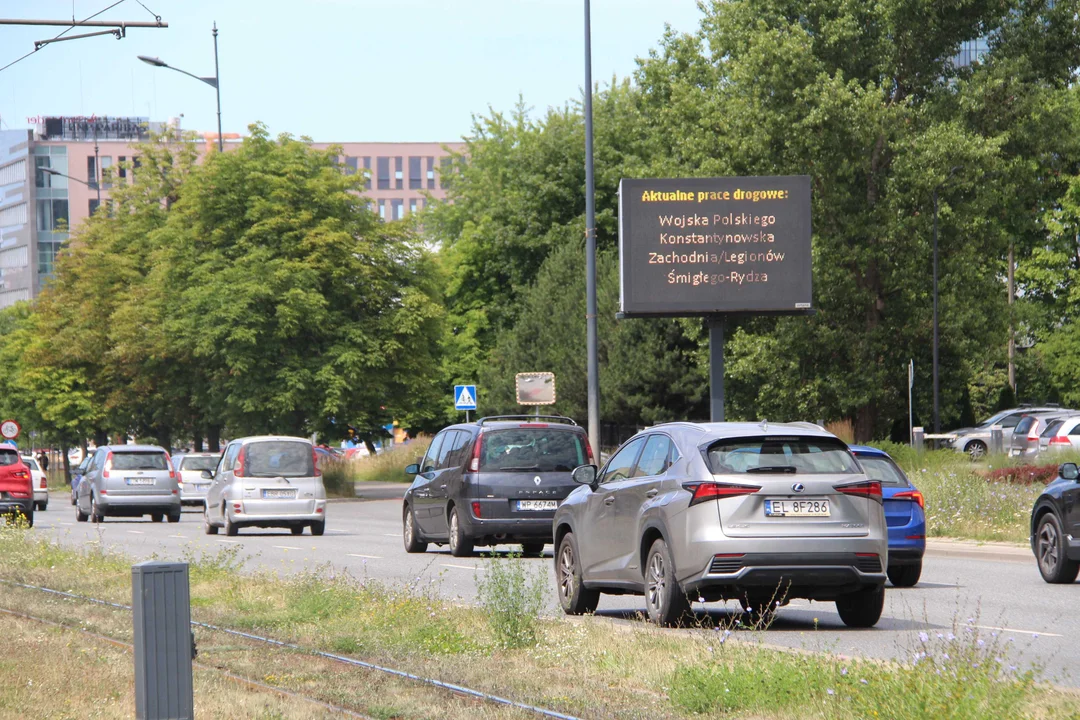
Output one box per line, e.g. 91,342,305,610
977,639,985,647
936,632,944,639
1032,633,1039,639
860,679,868,685
841,667,848,676
827,689,835,696
698,596,706,603
918,631,929,643
947,632,956,641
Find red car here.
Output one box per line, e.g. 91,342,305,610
0,446,35,527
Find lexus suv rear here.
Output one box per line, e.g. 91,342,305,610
553,422,888,627
0,447,35,527
403,416,593,557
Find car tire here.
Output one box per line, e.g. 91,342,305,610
965,440,987,460
151,512,164,523
167,512,181,524
887,562,922,588
90,495,105,524
75,502,88,523
291,525,304,536
644,538,692,627
521,542,546,557
402,504,428,554
1035,513,1080,584
310,521,325,536
448,506,473,557
556,532,600,615
203,506,218,535
835,584,885,628
224,510,238,537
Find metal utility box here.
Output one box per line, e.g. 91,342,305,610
132,561,194,719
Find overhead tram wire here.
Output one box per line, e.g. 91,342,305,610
0,0,130,76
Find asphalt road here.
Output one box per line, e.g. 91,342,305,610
28,494,1080,687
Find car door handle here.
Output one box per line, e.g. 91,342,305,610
646,489,658,498
604,496,615,505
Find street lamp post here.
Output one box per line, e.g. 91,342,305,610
583,0,600,458
138,22,223,152
931,166,961,435
41,167,96,199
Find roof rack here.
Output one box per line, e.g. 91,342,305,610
476,415,578,427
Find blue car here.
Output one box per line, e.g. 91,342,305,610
850,445,926,587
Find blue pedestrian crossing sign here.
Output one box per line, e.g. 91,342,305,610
454,385,477,411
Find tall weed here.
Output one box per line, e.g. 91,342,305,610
476,552,546,649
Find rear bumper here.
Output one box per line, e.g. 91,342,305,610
229,499,326,527
461,514,553,541
97,494,180,513
886,510,926,566
33,489,48,503
682,552,887,601
0,499,33,516
179,485,209,504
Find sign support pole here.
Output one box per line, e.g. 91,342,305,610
583,0,601,459
709,317,725,422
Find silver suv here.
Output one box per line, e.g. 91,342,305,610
75,445,181,523
553,422,888,627
203,436,326,536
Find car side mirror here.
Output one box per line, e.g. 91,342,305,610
405,463,419,476
572,464,598,487
1061,463,1079,481
200,469,213,480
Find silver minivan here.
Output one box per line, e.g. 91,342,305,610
75,444,181,523
203,436,327,536
175,452,219,506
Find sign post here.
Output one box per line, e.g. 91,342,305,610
618,176,813,420
454,385,477,423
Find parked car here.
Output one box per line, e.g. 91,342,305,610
1009,412,1078,458
75,445,180,523
1040,415,1080,454
0,447,34,527
203,436,326,536
948,407,1071,459
174,452,219,506
70,455,92,505
403,416,593,557
553,422,889,627
1029,462,1080,584
849,446,925,587
21,455,48,511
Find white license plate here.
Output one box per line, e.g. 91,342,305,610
516,500,557,511
125,477,154,486
765,499,830,517
193,484,209,491
262,489,297,499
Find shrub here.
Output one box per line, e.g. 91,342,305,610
352,437,432,484
982,464,1059,486
321,459,359,497
475,552,546,649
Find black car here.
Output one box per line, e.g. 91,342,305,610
1030,462,1080,583
403,416,593,557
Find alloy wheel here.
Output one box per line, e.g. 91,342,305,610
449,512,459,553
558,543,576,602
1039,521,1059,575
405,512,414,544
647,552,666,614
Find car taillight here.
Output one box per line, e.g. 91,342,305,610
103,451,114,479
519,423,549,428
234,447,245,477
892,489,924,509
469,433,483,473
682,481,760,507
584,436,595,465
312,447,322,477
471,501,482,518
834,480,883,504
40,477,47,489
166,454,177,481
1050,435,1071,446
12,470,28,480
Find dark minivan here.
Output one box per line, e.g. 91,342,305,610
403,416,593,557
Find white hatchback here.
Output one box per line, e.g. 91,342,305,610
21,456,48,511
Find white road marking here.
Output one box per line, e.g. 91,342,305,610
974,624,1063,638
441,563,478,571
347,553,382,559
168,535,186,539
216,539,240,544
127,530,144,535
58,522,73,526
382,533,401,537
328,530,347,534
273,545,301,551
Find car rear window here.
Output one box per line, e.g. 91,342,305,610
180,456,218,471
706,436,860,475
855,456,909,487
1041,419,1065,439
21,457,39,471
1013,416,1035,435
0,449,19,466
244,441,314,478
480,429,586,473
112,452,169,470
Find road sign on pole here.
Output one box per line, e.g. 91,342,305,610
454,385,477,411
0,420,20,440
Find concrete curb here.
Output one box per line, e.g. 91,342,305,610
925,538,1031,563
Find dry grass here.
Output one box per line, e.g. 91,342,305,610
352,437,432,484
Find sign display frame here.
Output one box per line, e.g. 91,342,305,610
515,372,556,406
618,176,813,318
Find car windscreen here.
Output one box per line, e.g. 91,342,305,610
244,442,314,478
978,411,1011,428
111,452,169,471
0,450,19,467
479,429,586,473
856,456,909,487
180,456,218,471
706,436,860,475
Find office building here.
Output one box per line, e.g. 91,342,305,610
0,116,462,309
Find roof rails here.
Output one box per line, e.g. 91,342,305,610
476,415,578,427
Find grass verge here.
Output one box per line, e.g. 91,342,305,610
0,525,1076,720
352,438,431,484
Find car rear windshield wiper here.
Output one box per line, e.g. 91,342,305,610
745,465,798,474
491,466,541,472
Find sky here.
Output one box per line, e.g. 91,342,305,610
0,0,704,142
